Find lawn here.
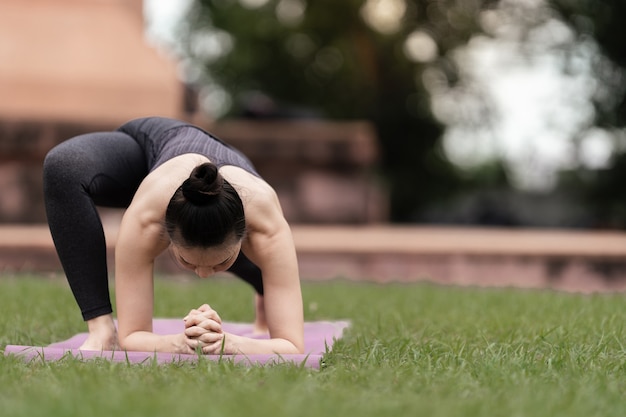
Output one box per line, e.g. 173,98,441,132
1,274,625,417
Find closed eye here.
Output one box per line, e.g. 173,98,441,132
177,254,232,270
177,256,194,269
218,254,234,266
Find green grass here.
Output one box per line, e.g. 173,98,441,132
1,274,626,417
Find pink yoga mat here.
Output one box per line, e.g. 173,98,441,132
4,319,350,369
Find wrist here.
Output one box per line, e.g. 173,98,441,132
173,333,193,354
222,332,243,355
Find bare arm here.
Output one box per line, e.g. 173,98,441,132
114,155,209,354
114,208,193,353
115,160,303,355
239,217,304,354
186,181,305,355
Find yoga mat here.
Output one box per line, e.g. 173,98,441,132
4,319,350,369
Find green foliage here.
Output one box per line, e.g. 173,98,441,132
180,0,626,224
2,275,626,417
548,0,626,127
547,0,626,227
584,152,626,228
550,0,626,67
183,0,503,220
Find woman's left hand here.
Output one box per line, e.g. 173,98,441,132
183,304,230,354
183,303,222,324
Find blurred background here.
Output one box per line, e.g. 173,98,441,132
1,0,625,229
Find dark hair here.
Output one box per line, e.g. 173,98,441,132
165,162,246,247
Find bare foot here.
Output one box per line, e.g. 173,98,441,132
78,333,119,351
78,314,119,351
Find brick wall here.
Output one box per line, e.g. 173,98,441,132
0,118,388,224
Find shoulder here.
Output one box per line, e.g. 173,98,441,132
221,165,277,200
220,166,284,232
118,154,212,256
122,154,210,236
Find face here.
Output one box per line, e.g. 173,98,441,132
170,240,241,278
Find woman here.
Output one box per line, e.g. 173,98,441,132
43,117,304,355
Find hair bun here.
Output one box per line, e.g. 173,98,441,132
181,162,224,205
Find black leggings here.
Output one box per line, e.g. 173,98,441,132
43,132,263,321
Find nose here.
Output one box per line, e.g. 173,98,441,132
195,267,215,278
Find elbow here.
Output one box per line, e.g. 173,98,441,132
272,337,304,355
278,343,304,355
292,339,306,355
117,336,130,351
116,332,133,351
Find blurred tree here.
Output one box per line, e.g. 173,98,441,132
181,0,499,221
548,0,626,228
180,0,625,226
542,0,625,131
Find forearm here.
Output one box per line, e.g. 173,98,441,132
119,331,188,354
223,333,303,355
119,332,303,355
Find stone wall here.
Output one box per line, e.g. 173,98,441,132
207,119,388,223
0,119,117,222
0,118,387,224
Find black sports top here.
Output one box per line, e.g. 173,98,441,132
117,117,260,176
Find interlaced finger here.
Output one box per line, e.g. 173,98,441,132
184,308,222,326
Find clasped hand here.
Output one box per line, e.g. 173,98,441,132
182,304,226,355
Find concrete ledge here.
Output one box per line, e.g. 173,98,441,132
292,226,626,293
291,226,626,257
1,225,626,293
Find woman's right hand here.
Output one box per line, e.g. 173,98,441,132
182,304,224,354
172,333,195,355
183,304,222,324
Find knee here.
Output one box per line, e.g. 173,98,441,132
43,146,67,184
43,144,85,193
